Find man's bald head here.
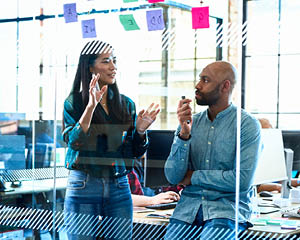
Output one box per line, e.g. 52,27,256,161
205,61,237,93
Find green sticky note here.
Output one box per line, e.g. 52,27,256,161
252,221,267,226
119,14,140,31
123,0,138,2
267,219,282,225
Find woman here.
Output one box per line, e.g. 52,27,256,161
62,40,159,239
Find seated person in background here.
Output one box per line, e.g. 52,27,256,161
258,118,273,129
256,118,278,193
257,117,300,193
133,155,183,196
0,120,18,135
257,182,281,193
257,179,300,193
127,170,180,207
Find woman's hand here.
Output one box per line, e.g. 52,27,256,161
88,73,107,109
136,103,160,135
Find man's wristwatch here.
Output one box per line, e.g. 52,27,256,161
177,131,191,140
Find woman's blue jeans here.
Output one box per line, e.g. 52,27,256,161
63,170,133,240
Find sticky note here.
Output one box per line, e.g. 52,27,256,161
191,6,210,29
119,14,140,31
267,220,282,225
252,221,267,226
63,3,78,23
146,9,165,31
148,0,164,3
81,19,97,38
281,225,297,230
123,0,138,2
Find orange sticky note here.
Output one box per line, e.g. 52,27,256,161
191,7,210,29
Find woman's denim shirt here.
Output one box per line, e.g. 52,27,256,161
63,91,148,178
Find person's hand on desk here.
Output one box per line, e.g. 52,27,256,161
132,191,180,207
150,191,180,205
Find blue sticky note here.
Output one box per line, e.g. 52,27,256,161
81,19,97,38
146,9,165,31
63,3,78,23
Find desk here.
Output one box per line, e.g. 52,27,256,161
0,178,67,197
0,178,68,239
133,200,300,239
133,208,171,239
249,198,300,236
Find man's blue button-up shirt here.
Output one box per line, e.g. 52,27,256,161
165,104,261,224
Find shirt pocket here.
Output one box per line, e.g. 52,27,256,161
67,170,87,190
215,136,236,169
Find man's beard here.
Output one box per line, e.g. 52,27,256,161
195,84,222,106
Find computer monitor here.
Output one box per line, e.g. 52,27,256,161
26,143,53,169
18,120,66,148
253,129,288,186
0,135,26,170
282,130,300,172
144,130,175,188
51,147,67,167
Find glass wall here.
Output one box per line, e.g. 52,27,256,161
0,1,227,239
245,0,300,129
1,0,299,239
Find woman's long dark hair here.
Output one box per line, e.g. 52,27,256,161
65,40,133,128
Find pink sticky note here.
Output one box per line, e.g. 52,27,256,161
148,0,164,3
191,7,210,29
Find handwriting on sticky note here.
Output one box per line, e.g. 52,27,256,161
81,19,97,38
146,9,165,31
191,7,210,29
63,3,78,23
119,14,140,31
148,0,165,3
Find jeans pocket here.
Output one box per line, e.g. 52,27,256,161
116,175,129,189
67,170,87,190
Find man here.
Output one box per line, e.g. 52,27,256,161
164,61,261,239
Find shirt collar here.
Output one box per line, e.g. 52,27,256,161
205,103,235,121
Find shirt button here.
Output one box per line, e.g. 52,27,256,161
206,160,209,163
202,197,205,200
181,158,184,161
208,141,211,145
184,144,187,147
211,126,214,129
